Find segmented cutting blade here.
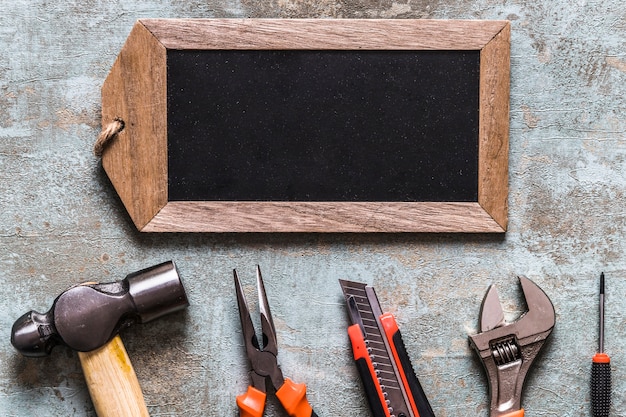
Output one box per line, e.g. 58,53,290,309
339,279,414,417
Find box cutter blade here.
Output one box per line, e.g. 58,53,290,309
339,279,435,417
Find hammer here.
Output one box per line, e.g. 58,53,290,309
11,260,189,417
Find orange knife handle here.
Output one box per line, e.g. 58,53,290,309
348,324,391,417
501,410,524,417
236,386,266,417
380,313,435,417
276,378,317,417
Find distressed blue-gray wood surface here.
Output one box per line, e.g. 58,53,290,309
1,1,626,416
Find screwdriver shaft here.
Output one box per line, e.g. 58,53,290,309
599,272,604,353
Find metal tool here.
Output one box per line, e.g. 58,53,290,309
339,279,435,417
234,266,318,417
591,272,611,417
11,261,189,417
468,276,555,417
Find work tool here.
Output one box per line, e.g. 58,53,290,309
468,276,555,417
339,279,435,417
11,261,189,417
234,266,318,417
591,272,611,417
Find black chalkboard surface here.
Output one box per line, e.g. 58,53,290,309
167,50,480,202
100,19,510,232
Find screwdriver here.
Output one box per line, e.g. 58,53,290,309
591,272,611,417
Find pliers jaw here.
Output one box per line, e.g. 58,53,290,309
235,267,285,393
468,276,555,417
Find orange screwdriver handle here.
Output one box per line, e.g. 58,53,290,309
591,352,611,417
236,386,266,417
276,378,318,417
593,352,610,364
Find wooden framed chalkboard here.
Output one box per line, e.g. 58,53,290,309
100,19,510,232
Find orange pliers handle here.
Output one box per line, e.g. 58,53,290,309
237,379,317,417
237,386,266,417
501,410,524,417
276,378,317,417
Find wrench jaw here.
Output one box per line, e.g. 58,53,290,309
470,332,550,416
468,276,555,417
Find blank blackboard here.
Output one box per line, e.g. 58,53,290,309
100,19,510,232
167,50,480,202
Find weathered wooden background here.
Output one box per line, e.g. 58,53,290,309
1,1,626,416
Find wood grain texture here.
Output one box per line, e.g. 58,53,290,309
101,22,168,231
143,202,504,232
140,18,507,50
78,335,149,417
101,19,510,233
478,22,511,230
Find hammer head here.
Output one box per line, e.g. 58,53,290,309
11,261,189,357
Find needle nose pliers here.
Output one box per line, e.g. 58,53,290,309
234,266,318,417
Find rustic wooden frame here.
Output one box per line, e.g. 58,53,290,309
101,19,510,233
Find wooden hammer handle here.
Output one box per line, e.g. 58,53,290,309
78,334,150,417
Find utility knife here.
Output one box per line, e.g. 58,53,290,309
339,279,435,417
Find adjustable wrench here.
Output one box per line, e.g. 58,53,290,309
468,276,555,417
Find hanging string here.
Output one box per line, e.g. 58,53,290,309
94,117,125,157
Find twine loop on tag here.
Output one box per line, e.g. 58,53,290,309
94,117,125,157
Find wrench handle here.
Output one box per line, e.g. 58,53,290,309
78,334,149,417
501,410,524,417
